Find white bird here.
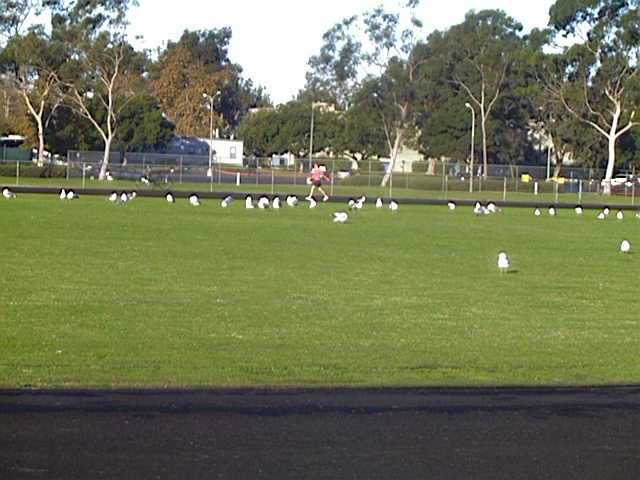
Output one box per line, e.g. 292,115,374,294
534,208,541,216
272,196,281,209
548,206,556,216
474,202,483,215
597,211,606,219
165,192,175,203
497,251,510,273
603,206,610,215
245,195,254,208
117,192,128,204
332,211,349,223
376,197,383,208
308,197,317,208
189,194,200,206
59,189,67,199
258,196,270,209
621,239,631,253
487,202,498,213
616,210,624,220
107,191,118,202
66,189,78,200
389,199,399,212
447,201,456,210
106,170,114,181
347,198,356,210
286,195,298,207
2,187,16,198
574,205,583,215
221,195,233,207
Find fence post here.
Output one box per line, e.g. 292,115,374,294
15,161,19,185
503,177,507,202
82,162,86,188
179,156,183,184
271,168,275,194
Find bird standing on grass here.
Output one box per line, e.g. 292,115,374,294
165,192,175,203
497,252,510,273
286,195,299,207
308,197,317,208
620,240,631,254
534,208,541,216
189,194,200,206
574,205,583,215
376,197,383,208
2,187,16,198
107,191,117,202
616,210,624,220
221,195,233,207
273,196,281,209
548,206,556,216
389,199,399,212
448,201,456,210
245,195,254,208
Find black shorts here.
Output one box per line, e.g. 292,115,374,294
312,180,322,187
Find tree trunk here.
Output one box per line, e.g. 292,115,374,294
99,137,112,181
381,102,409,187
602,104,622,195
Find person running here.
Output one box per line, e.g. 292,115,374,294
306,162,330,201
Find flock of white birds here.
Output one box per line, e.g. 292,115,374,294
2,186,636,273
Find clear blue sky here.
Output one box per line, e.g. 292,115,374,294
127,0,555,105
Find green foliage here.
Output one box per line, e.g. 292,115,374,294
1,194,639,387
113,93,174,152
0,163,66,177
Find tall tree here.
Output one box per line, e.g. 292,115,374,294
307,0,427,186
2,26,65,165
435,9,525,178
545,0,640,194
53,0,140,180
151,29,234,138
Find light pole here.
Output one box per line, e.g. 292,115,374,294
202,93,215,178
465,102,475,193
309,102,322,173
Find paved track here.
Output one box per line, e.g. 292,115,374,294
1,386,639,479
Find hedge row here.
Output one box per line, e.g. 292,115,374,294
0,163,67,178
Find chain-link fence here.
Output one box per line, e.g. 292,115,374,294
3,151,633,202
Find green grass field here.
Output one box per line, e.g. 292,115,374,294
1,192,638,387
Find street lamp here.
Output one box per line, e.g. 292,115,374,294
309,102,322,173
202,93,215,177
465,102,475,193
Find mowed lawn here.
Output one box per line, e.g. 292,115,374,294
1,193,638,387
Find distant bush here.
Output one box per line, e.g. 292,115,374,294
0,163,67,178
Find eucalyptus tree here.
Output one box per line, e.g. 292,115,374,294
544,0,640,194
305,0,427,186
434,9,526,178
1,26,65,165
53,0,141,180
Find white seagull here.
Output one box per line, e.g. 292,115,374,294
66,189,78,200
621,239,631,254
107,191,118,202
221,195,233,207
332,211,349,223
375,197,383,208
497,251,510,273
574,205,583,215
59,189,67,199
389,199,399,212
2,187,16,198
189,194,201,206
534,208,541,216
616,210,624,220
245,195,255,208
117,192,128,204
258,196,270,209
548,206,556,216
487,202,498,213
447,201,456,210
597,211,606,219
165,192,175,203
286,195,299,207
308,197,317,208
474,202,484,215
272,196,281,209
